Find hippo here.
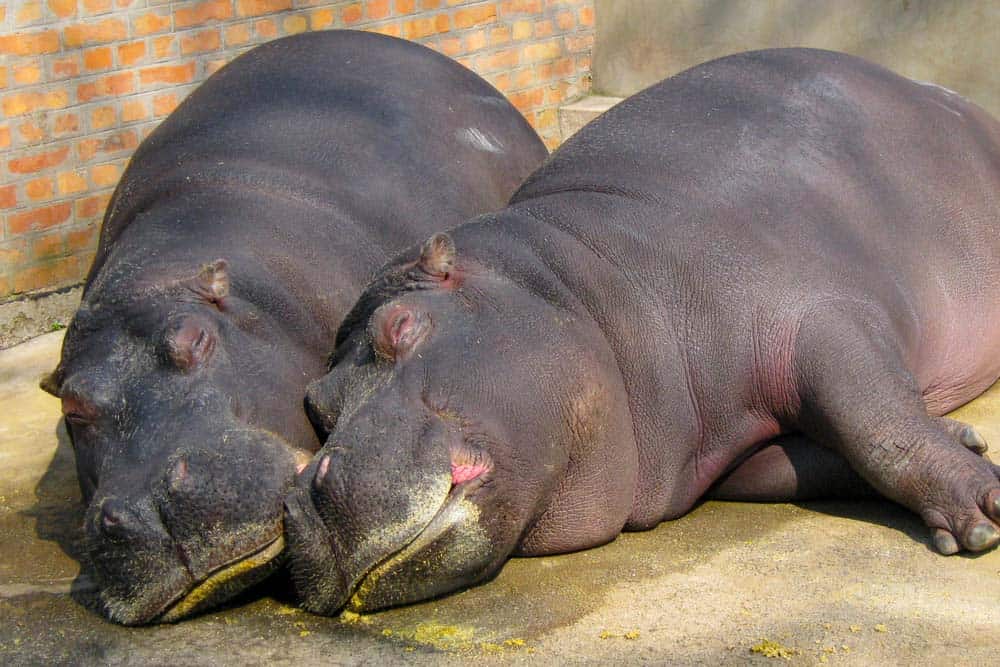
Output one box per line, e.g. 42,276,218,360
39,30,546,624
286,47,1000,615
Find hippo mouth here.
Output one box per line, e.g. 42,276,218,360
153,533,286,623
344,469,494,612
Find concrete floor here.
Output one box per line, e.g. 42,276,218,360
2,331,999,666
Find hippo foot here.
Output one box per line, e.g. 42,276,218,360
916,419,1000,555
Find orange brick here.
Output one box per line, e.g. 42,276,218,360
396,0,415,13
367,23,401,37
32,233,65,260
77,129,138,161
77,72,134,102
12,62,43,85
121,99,147,122
309,9,334,30
18,121,47,144
83,46,113,71
76,193,111,218
118,41,146,66
489,72,511,93
0,126,10,149
556,10,576,30
53,113,81,135
139,62,196,86
13,256,81,294
57,171,89,195
152,92,178,116
0,69,6,89
63,18,128,48
579,5,594,26
454,4,497,29
509,86,543,112
3,89,70,116
66,225,98,253
175,0,233,28
499,0,541,14
367,0,390,20
0,30,61,56
152,36,177,60
481,47,519,71
489,25,511,46
51,57,81,79
254,19,277,39
8,203,73,235
341,3,361,24
283,14,308,34
204,59,227,77
522,40,561,63
404,17,438,40
48,0,78,19
534,19,553,38
513,66,534,89
421,0,441,9
237,0,292,18
16,1,44,25
437,37,462,57
90,163,121,187
82,0,113,13
181,29,221,55
8,146,70,174
0,241,28,267
223,23,252,45
0,185,17,209
534,107,557,130
511,19,532,40
565,33,593,53
90,105,116,129
464,29,487,51
133,11,171,36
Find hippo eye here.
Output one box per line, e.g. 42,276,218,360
62,394,99,426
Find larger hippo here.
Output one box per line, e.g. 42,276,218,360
40,30,546,624
288,48,1000,615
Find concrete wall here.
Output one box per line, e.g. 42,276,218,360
594,0,1000,118
0,0,595,308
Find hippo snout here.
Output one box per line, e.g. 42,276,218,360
85,429,299,624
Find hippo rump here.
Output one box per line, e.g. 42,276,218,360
40,30,546,624
287,47,1000,615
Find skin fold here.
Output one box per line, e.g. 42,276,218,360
288,47,1000,615
41,30,547,625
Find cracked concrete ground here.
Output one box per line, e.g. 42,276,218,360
2,331,999,665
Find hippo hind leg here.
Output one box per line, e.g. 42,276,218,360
708,417,990,502
790,305,1000,555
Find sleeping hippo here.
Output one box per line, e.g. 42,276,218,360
40,30,546,624
286,48,1000,615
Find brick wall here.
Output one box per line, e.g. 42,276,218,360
0,0,594,301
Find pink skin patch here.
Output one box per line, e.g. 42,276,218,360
451,462,490,485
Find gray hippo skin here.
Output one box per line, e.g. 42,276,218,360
40,30,546,625
288,48,1000,615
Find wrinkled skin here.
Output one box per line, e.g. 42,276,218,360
41,30,546,625
288,48,1000,615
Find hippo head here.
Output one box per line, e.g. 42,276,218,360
285,233,635,614
43,258,317,624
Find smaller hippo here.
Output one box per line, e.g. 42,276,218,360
286,48,1000,616
41,31,546,624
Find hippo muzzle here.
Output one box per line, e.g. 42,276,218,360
84,427,304,625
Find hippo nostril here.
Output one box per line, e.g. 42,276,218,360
313,455,331,491
99,500,128,536
169,458,189,491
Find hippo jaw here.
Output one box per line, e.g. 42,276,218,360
154,533,286,623
285,468,496,616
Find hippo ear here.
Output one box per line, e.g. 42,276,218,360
40,368,63,397
188,259,229,305
418,233,456,278
167,317,217,371
370,303,430,362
